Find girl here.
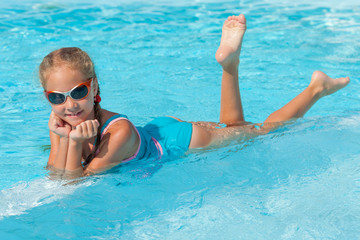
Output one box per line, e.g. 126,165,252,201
40,14,349,177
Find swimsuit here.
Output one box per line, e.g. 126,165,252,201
96,114,193,162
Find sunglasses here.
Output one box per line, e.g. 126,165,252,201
45,78,93,105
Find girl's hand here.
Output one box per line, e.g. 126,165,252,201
69,120,100,143
48,111,71,138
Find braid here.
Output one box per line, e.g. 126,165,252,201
84,86,102,166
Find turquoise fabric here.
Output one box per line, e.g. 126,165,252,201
142,117,193,157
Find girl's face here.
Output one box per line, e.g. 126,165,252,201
45,66,97,127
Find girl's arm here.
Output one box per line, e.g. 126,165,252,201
64,120,99,175
48,131,69,171
63,119,139,177
47,111,71,172
47,130,59,167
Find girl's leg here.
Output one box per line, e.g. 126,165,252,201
264,71,349,123
216,14,247,125
189,14,247,148
189,71,349,148
188,14,350,149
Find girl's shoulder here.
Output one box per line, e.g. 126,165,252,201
100,109,123,121
87,110,139,172
99,109,134,136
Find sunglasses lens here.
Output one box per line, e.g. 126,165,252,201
70,85,89,100
48,93,66,105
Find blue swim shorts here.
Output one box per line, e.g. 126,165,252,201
143,117,193,157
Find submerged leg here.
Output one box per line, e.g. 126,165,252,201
264,71,349,123
216,14,247,125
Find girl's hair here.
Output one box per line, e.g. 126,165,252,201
39,47,102,166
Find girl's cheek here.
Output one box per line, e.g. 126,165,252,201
51,106,64,116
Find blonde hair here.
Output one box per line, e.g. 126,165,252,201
39,47,102,165
39,47,97,89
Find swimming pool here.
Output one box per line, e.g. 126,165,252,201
1,0,360,238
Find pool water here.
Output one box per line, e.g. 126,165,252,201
1,0,360,239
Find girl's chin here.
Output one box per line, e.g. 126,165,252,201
65,117,85,127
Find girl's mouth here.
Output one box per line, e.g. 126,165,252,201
65,110,83,117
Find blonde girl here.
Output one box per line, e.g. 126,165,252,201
40,14,349,177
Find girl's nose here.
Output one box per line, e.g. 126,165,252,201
65,96,78,109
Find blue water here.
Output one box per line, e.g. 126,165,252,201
1,0,360,239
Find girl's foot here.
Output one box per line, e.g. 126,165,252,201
215,14,247,70
310,71,350,97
